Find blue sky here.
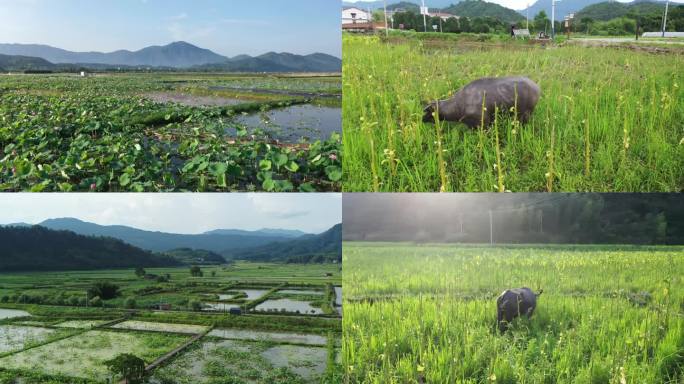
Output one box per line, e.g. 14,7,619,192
0,0,341,57
0,194,342,234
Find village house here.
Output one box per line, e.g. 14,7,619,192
342,7,371,24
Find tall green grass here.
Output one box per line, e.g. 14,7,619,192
343,243,684,383
342,35,684,191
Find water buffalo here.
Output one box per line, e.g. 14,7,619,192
496,287,543,332
423,77,541,128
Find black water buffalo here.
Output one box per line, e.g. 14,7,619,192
423,77,541,128
496,287,543,332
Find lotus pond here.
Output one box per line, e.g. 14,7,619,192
0,73,342,192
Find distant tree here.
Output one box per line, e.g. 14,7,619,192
88,281,121,300
134,267,146,278
68,296,79,306
533,11,550,34
189,300,202,311
104,353,146,384
580,17,594,34
190,266,203,277
211,271,217,277
124,298,137,309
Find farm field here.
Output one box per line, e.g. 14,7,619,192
343,243,684,383
0,262,342,383
0,72,342,192
342,33,684,192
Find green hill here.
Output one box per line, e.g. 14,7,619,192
0,53,55,71
229,224,342,263
575,1,665,21
443,0,525,23
0,226,180,271
387,1,420,11
164,248,226,265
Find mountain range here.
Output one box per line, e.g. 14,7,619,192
229,224,343,263
344,0,676,20
0,41,342,72
2,218,341,267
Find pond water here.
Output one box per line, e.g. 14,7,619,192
0,325,56,353
278,289,324,296
202,302,240,312
232,105,341,142
242,289,269,301
261,345,327,381
217,294,235,300
54,320,107,329
208,328,327,346
255,299,323,315
0,308,30,319
334,286,343,316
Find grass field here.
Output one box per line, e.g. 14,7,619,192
343,243,684,383
0,72,341,192
342,34,683,192
0,262,342,383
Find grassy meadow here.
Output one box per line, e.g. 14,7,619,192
343,243,684,383
342,34,684,192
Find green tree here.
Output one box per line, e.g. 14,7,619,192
134,266,146,278
104,353,146,384
124,297,137,309
190,265,203,277
88,281,120,300
580,17,594,34
533,11,550,34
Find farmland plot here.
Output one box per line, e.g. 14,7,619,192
0,329,187,380
343,243,684,383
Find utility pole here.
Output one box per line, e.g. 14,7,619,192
526,3,529,30
489,210,494,245
661,0,670,38
383,0,389,36
422,0,428,32
551,0,560,39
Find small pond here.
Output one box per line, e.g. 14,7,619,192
208,328,327,346
278,289,324,296
334,286,343,315
231,105,341,142
255,299,323,315
146,92,243,107
202,302,240,312
0,325,56,353
242,289,269,301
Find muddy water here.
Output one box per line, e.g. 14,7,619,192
233,105,341,142
202,302,240,312
0,308,30,319
255,299,323,315
208,328,327,346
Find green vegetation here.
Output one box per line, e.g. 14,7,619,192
573,2,684,36
342,34,683,192
343,243,684,383
0,73,341,192
164,248,227,265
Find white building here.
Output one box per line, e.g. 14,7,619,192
342,7,371,25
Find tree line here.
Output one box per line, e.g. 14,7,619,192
343,194,684,245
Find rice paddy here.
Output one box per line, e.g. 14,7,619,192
343,243,684,383
0,262,342,383
342,34,684,192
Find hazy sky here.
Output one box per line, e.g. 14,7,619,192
345,0,683,12
0,0,342,57
0,194,341,234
